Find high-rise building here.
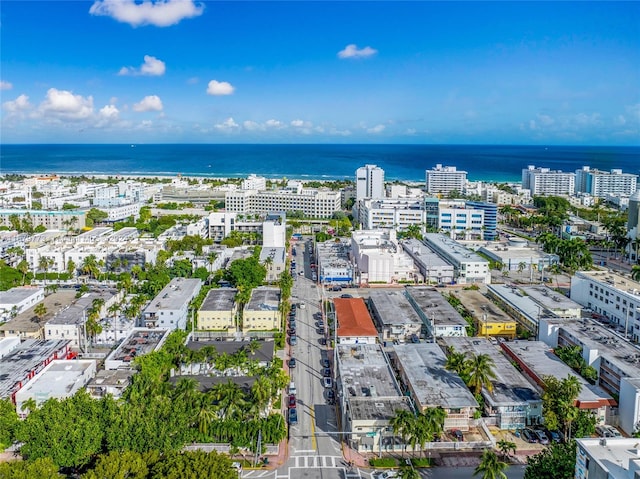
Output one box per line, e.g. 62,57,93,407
425,164,467,196
355,164,385,201
575,166,638,198
522,165,575,196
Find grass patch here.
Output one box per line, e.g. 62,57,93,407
411,458,434,467
369,458,397,468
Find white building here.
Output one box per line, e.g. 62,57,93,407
242,174,267,191
438,200,484,240
627,191,640,263
522,165,575,196
0,287,44,321
14,359,97,415
316,239,354,285
575,438,640,479
575,166,638,198
356,198,427,232
422,233,491,284
225,187,341,218
0,209,86,230
356,164,385,200
351,230,418,284
425,164,467,196
262,212,286,248
142,278,202,330
401,239,455,285
570,271,640,342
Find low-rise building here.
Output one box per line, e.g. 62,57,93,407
180,338,274,375
367,289,423,342
259,247,286,283
404,286,468,338
351,230,419,284
316,239,354,286
441,337,542,430
336,343,411,454
0,209,86,230
422,233,491,284
401,239,455,285
197,288,238,332
14,359,96,415
104,328,170,370
575,437,640,479
501,340,613,424
452,289,517,339
391,343,478,430
520,286,583,319
143,278,202,330
86,369,135,400
334,297,379,344
478,242,559,273
0,287,44,322
242,287,281,333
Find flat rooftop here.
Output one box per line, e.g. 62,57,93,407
259,247,286,264
145,278,202,313
552,317,640,380
168,374,256,393
520,286,582,315
199,288,237,312
368,289,422,326
453,289,514,323
0,287,43,305
348,397,412,422
440,337,540,407
575,271,640,299
0,290,77,335
245,287,280,311
487,284,550,325
501,340,614,408
401,239,451,268
479,244,556,262
404,287,468,327
47,290,118,326
0,339,70,398
337,343,401,398
392,343,478,410
423,233,488,265
576,438,640,479
107,328,169,367
17,360,95,400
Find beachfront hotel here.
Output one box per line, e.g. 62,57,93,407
425,164,467,196
521,165,576,196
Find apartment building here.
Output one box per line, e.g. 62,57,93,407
367,289,423,342
142,278,202,330
575,166,638,198
404,286,468,338
401,239,455,285
425,164,467,196
316,239,354,285
334,297,379,345
0,287,44,322
351,229,418,284
224,186,341,218
0,209,86,230
422,233,491,284
356,164,385,200
197,288,238,332
242,287,281,333
522,165,575,196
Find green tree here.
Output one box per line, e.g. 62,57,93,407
84,450,151,479
390,409,415,457
524,441,577,479
466,353,497,395
632,265,640,282
497,439,517,461
34,302,47,321
542,375,582,440
0,398,19,451
149,450,237,479
0,457,63,479
81,255,100,280
473,449,508,479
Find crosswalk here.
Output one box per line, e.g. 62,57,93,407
291,455,343,468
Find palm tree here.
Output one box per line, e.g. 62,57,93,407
473,449,508,479
390,409,415,457
33,302,47,322
632,265,640,282
17,259,29,285
250,376,272,414
38,255,51,286
212,380,247,419
20,398,37,416
66,259,76,278
466,353,497,395
81,254,100,280
496,439,516,461
398,464,421,479
173,376,200,408
197,402,217,437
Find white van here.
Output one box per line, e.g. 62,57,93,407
289,382,297,395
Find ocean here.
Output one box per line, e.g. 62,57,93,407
1,144,638,183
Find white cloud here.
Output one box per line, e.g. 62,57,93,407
206,80,235,96
133,95,163,112
290,119,308,128
3,94,31,113
366,124,385,134
214,117,239,132
39,88,94,120
99,104,120,119
89,0,204,27
265,119,284,129
242,120,262,131
119,55,166,76
337,44,378,59
0,81,13,90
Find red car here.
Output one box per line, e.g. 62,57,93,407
288,394,297,408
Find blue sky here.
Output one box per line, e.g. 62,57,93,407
1,1,639,145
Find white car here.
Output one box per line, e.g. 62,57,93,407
323,377,333,388
375,471,399,479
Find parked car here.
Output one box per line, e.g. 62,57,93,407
289,319,296,329
288,394,296,408
374,471,398,479
289,335,297,346
340,294,353,298
321,358,330,368
522,428,538,443
534,429,550,445
410,334,420,343
450,429,464,441
319,337,326,345
607,426,622,438
317,320,324,328
288,358,296,368
548,430,563,443
323,377,333,388
288,382,297,395
288,407,298,425
322,368,331,377
326,389,335,400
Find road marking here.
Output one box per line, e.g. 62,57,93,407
309,405,317,450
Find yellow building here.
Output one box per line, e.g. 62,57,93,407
242,287,281,333
197,289,238,332
453,289,517,340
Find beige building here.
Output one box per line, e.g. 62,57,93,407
242,287,281,333
197,288,238,332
